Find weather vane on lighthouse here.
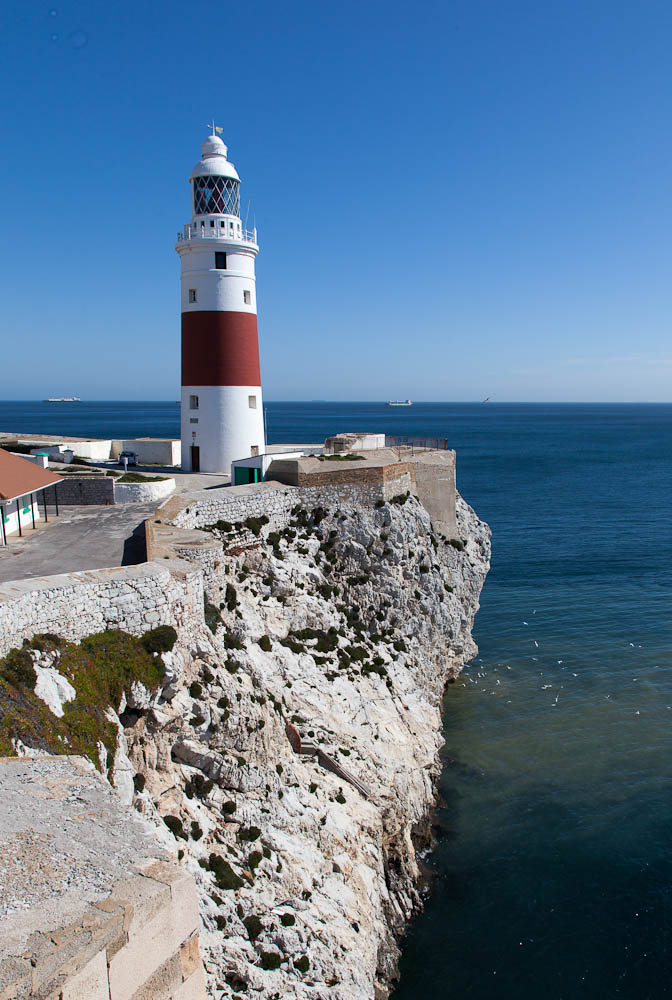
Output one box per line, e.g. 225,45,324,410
206,119,223,136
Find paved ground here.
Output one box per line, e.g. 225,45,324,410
172,470,230,492
0,502,162,583
125,467,231,493
0,465,238,584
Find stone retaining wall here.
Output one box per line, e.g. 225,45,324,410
166,483,298,531
46,478,115,506
0,562,203,657
42,477,176,506
164,478,414,534
265,457,414,490
147,479,425,598
114,477,176,504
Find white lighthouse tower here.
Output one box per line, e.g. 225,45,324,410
177,128,265,473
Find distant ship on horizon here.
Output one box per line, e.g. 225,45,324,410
44,396,81,402
386,399,413,407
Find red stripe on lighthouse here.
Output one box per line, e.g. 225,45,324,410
181,311,261,386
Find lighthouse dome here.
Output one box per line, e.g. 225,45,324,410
190,132,242,218
189,134,240,181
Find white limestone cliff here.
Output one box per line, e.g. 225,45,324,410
120,492,490,999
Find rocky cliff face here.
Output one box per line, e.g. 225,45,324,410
121,492,489,999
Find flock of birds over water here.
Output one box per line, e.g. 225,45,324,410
456,611,665,715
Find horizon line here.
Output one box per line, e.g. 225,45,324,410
2,399,672,406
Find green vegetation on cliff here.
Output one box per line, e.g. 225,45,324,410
0,627,175,767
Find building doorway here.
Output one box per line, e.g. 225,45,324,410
190,446,200,472
234,466,261,485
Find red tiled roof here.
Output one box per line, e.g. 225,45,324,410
0,450,63,502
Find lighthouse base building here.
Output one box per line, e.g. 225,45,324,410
177,131,265,474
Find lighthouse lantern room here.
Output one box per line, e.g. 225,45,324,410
177,129,265,473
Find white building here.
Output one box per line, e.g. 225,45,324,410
176,129,265,473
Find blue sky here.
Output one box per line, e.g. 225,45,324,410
2,0,671,401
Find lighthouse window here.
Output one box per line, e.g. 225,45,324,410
248,395,257,409
243,290,251,305
188,289,197,303
215,252,227,269
189,395,199,409
210,220,215,227
193,175,241,217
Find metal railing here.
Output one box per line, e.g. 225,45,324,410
176,225,257,244
385,435,451,454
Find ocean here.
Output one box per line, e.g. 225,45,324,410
1,400,671,999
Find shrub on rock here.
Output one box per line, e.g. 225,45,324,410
140,625,177,654
207,853,244,890
164,815,186,840
243,914,263,939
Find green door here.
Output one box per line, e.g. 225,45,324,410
234,467,261,485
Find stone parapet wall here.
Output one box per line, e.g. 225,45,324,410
47,477,115,506
297,463,409,488
163,483,298,531
412,451,457,537
301,480,406,506
114,477,176,504
146,478,426,599
0,562,203,658
42,476,176,507
154,451,456,557
264,457,413,490
162,477,409,535
381,468,415,497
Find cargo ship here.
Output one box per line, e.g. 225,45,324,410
386,399,413,406
44,396,81,402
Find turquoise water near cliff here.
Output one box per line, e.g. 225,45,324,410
1,400,670,997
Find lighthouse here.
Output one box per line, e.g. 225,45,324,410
177,128,265,473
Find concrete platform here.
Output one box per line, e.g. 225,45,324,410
0,757,170,956
0,757,206,999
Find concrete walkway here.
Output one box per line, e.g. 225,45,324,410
0,502,161,583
